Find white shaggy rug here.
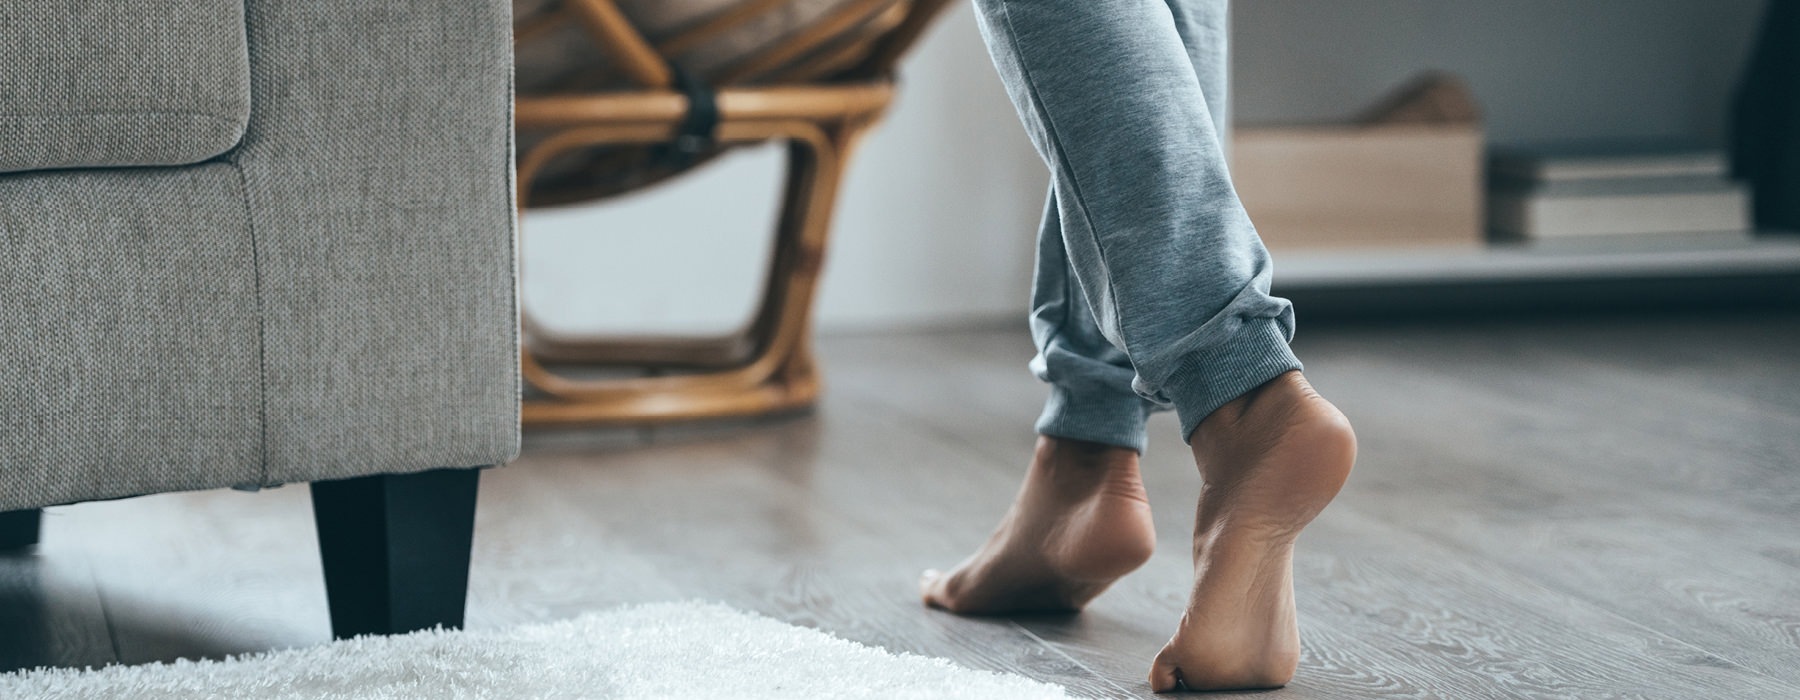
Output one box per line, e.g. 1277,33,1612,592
1,602,1071,699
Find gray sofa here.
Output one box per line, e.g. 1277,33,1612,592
0,1,520,638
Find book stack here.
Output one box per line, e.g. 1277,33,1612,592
1486,143,1752,241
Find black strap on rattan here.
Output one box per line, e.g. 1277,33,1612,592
654,66,719,170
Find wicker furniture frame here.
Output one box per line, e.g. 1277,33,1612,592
516,0,951,427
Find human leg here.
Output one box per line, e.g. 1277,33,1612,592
920,189,1158,615
1028,189,1157,453
972,0,1299,441
931,0,1356,691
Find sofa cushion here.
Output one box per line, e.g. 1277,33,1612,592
0,1,251,174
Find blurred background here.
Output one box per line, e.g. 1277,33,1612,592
9,4,1795,696
523,0,1787,338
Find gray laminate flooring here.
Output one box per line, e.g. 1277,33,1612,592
4,312,1798,698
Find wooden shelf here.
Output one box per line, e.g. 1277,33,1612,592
1271,233,1800,317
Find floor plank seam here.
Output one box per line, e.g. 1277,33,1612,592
82,553,125,667
1011,621,1137,698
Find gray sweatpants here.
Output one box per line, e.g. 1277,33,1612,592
973,0,1301,453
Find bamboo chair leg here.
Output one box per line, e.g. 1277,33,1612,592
524,141,814,368
522,120,869,427
521,122,840,401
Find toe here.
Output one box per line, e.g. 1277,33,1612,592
1149,646,1183,693
919,569,948,609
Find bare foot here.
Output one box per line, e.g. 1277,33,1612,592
1150,371,1355,692
921,436,1156,614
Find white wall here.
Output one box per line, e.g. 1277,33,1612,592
522,3,1045,340
524,1,1768,338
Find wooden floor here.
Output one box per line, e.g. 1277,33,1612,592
4,312,1799,698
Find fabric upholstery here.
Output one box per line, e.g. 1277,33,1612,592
237,1,520,485
0,0,519,511
0,166,263,511
0,1,251,174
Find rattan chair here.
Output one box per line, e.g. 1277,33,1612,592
514,0,952,427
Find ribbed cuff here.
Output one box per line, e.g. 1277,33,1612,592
1165,317,1303,444
1035,383,1154,453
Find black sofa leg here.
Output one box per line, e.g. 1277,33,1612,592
0,508,42,551
310,467,481,639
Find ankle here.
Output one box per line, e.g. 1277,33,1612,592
1034,435,1138,472
1032,436,1146,504
1193,371,1312,439
1191,374,1352,481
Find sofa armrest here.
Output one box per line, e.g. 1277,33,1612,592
231,1,519,484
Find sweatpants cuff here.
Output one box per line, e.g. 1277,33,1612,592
1035,384,1153,453
1167,317,1303,443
